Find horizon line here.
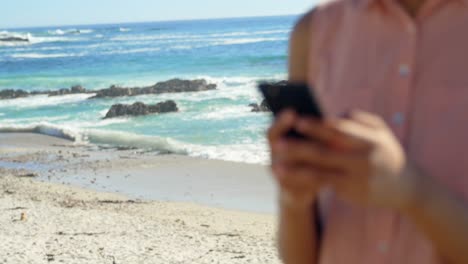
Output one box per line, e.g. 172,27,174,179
2,13,301,30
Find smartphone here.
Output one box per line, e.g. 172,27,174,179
259,82,323,139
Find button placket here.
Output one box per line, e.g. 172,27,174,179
392,23,417,142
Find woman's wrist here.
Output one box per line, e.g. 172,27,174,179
279,189,319,212
399,164,430,215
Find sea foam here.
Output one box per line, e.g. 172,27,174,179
0,94,94,109
0,123,269,164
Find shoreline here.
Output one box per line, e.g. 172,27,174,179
0,132,276,213
0,132,280,262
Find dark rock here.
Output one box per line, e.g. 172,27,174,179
1,78,216,100
149,79,217,94
104,101,178,119
71,85,86,93
0,37,29,42
30,91,50,95
90,79,216,99
48,88,70,97
91,85,133,98
0,89,29,99
48,85,87,97
148,100,179,114
250,99,270,112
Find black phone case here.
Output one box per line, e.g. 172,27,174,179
259,82,323,139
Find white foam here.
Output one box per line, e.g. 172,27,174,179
98,109,109,117
0,123,186,154
10,52,86,59
0,123,84,142
0,94,95,109
79,29,94,34
1,115,71,125
119,27,131,32
110,28,290,43
0,121,269,164
47,29,93,35
211,37,287,46
101,47,161,55
0,30,82,47
110,34,184,42
85,129,187,154
37,46,64,51
96,118,130,126
85,129,269,164
252,29,291,35
191,105,255,121
208,29,290,37
185,141,270,165
110,35,286,49
201,74,287,85
71,116,131,127
171,45,193,50
10,46,66,52
48,29,66,35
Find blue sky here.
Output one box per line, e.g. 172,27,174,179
2,0,316,28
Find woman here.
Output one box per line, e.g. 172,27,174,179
269,0,468,263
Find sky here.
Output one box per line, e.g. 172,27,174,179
1,0,316,29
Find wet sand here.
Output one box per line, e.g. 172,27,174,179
0,133,280,263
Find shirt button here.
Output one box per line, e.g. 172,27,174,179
378,241,389,253
399,64,410,77
393,112,405,125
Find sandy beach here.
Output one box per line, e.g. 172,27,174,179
0,133,280,263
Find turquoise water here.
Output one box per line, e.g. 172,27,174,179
0,15,297,163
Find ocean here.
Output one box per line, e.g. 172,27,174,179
0,15,298,164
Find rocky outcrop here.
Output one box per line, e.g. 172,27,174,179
0,89,29,100
48,85,87,96
104,101,178,119
149,79,216,94
0,85,87,100
90,85,133,98
249,99,270,112
0,36,29,42
90,79,216,99
0,79,216,100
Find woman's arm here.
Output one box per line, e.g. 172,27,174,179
288,13,312,83
403,167,468,264
277,11,321,264
278,197,319,264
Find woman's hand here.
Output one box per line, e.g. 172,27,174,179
268,110,323,209
274,110,418,211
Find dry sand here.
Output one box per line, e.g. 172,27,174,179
0,133,281,263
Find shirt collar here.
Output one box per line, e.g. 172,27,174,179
356,0,468,10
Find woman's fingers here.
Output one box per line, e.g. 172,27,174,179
267,109,297,145
273,139,352,170
273,163,350,193
348,110,387,129
295,118,339,144
295,118,371,151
